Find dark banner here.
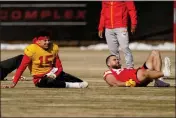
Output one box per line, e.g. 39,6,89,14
0,1,174,45
0,3,87,26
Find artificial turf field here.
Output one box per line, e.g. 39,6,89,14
1,48,175,117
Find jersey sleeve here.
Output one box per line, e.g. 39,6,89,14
52,43,63,76
103,70,112,79
98,2,105,31
13,54,31,84
53,43,59,56
24,44,36,58
125,1,137,27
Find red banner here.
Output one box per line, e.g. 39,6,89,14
0,3,87,26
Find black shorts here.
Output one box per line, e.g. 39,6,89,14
35,71,83,88
141,62,148,69
0,55,23,80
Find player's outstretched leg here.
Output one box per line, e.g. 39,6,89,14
0,55,23,80
56,71,89,88
35,73,88,88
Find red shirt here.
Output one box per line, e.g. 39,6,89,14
98,1,137,31
103,68,140,84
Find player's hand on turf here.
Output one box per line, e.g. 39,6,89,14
125,79,136,87
131,26,136,34
98,30,103,38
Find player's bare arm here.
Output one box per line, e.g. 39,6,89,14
105,74,136,87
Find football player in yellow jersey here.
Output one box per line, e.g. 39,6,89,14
2,29,88,88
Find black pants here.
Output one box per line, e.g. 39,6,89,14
0,55,23,80
35,71,83,88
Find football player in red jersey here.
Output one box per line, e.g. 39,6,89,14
1,29,88,88
103,50,171,87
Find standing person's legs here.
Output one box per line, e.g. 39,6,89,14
0,55,23,80
115,27,134,68
105,28,120,60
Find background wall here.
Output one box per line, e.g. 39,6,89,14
174,1,176,43
0,1,174,46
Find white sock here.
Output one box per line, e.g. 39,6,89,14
65,82,81,88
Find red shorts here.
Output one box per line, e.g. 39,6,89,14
129,62,148,84
135,62,149,86
126,69,140,84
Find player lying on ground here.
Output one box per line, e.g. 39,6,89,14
103,50,171,87
1,29,88,88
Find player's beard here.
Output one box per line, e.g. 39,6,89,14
112,64,121,69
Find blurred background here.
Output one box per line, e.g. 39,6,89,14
0,1,174,46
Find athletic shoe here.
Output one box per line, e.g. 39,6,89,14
154,79,170,87
163,57,171,77
79,81,89,88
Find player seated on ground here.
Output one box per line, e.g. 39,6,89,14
1,29,88,88
0,55,25,81
103,50,171,87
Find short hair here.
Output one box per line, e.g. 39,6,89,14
35,28,51,38
106,55,116,67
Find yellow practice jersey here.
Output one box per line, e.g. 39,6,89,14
24,43,59,76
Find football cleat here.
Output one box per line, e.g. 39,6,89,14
163,57,171,77
154,79,170,87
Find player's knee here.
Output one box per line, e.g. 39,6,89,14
121,46,130,52
17,54,23,58
152,50,160,55
109,49,119,55
17,55,24,61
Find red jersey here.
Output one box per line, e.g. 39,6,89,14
98,1,137,31
103,68,140,84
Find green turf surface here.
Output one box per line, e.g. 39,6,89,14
1,48,175,117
